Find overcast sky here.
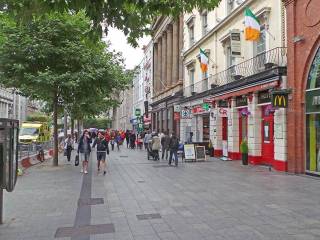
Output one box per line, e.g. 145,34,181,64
103,27,151,70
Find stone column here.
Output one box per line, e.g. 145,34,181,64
178,15,184,82
153,43,158,95
161,32,167,92
172,21,179,85
166,25,173,88
157,38,162,94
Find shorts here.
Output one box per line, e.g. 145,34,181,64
97,152,106,161
80,152,90,162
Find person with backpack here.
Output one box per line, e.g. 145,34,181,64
64,134,74,162
92,132,109,175
169,132,180,166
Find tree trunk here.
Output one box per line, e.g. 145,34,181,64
77,119,80,135
71,118,74,139
64,108,68,139
53,94,59,166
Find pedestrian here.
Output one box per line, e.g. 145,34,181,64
115,132,122,151
130,131,136,149
64,134,74,162
161,131,170,160
151,132,161,160
92,132,109,175
169,132,179,166
110,130,115,151
77,130,91,174
187,132,193,144
125,130,130,148
144,131,152,150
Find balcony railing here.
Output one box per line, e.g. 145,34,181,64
184,47,287,97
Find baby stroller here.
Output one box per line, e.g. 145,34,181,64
147,142,159,160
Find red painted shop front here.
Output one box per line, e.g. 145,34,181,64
261,105,275,165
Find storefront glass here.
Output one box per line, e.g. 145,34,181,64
203,115,210,142
306,46,320,173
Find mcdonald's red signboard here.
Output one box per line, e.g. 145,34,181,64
271,90,289,108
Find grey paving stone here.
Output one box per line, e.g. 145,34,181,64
3,148,320,240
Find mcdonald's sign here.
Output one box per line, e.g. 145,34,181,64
271,91,289,108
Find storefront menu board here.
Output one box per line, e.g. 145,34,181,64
195,146,206,161
184,144,196,160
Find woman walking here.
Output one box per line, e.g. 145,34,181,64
77,130,91,174
64,134,74,162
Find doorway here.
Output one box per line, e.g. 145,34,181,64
261,106,274,165
222,117,228,157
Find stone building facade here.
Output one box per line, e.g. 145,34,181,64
151,16,184,136
283,0,320,174
179,0,288,171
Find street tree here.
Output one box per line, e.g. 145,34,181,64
0,12,130,165
2,0,222,46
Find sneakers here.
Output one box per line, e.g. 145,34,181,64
80,168,83,173
84,170,88,174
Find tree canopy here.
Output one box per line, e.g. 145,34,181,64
1,0,222,46
0,11,131,165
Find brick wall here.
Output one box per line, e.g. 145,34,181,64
284,0,320,173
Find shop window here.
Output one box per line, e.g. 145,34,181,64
263,121,270,142
306,46,320,173
203,115,210,142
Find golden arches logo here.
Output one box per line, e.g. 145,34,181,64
274,95,286,107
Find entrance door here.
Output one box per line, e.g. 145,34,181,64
261,107,274,165
222,117,228,157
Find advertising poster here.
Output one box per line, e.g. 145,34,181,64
184,144,196,160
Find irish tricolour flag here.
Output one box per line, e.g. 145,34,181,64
200,48,208,73
244,7,260,41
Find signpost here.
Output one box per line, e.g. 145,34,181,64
195,146,206,161
271,90,290,108
0,119,19,224
135,108,141,117
184,144,196,161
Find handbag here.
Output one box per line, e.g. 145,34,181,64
75,155,79,166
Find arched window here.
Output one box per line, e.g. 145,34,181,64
307,47,320,90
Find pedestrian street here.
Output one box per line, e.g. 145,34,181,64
2,147,320,240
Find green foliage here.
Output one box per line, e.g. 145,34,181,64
0,11,130,114
0,11,131,165
26,112,50,122
240,140,248,154
83,118,112,130
1,0,222,46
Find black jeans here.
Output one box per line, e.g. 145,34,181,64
66,146,72,161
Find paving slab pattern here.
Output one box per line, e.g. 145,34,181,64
1,147,320,239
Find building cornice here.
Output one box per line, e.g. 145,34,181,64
183,0,256,57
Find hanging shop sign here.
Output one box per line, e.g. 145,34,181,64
236,95,248,107
135,108,141,116
306,89,320,113
202,103,210,111
144,101,149,117
218,100,228,108
174,112,180,121
271,90,289,108
192,105,204,114
258,90,271,104
174,105,181,112
230,31,241,57
181,109,192,119
218,108,229,117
